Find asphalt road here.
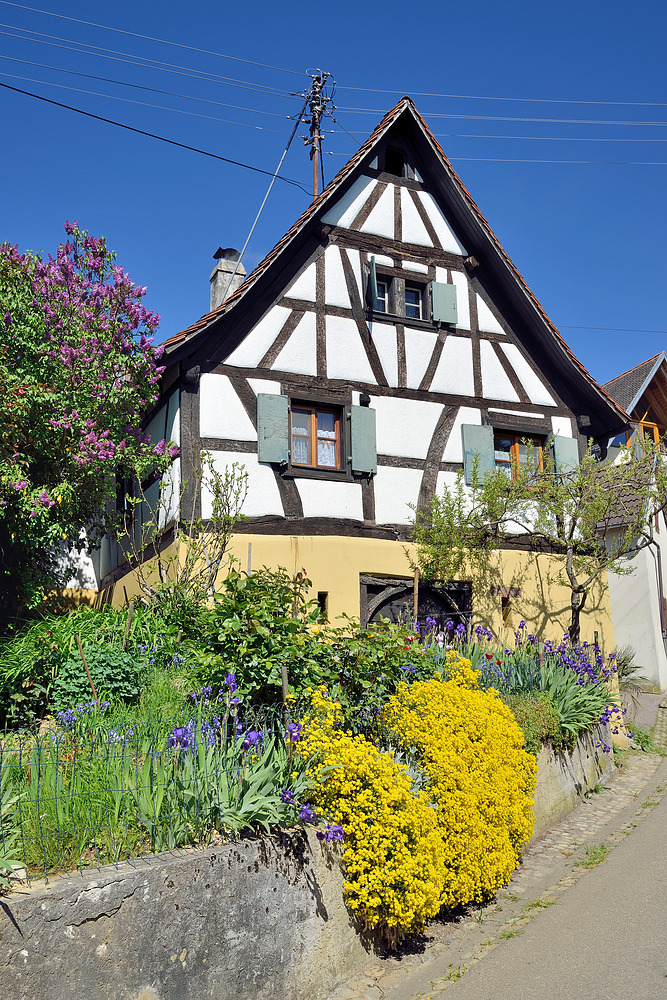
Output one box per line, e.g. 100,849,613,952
448,768,667,1000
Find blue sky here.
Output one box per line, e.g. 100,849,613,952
1,0,666,388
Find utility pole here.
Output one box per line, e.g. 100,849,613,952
296,71,335,199
309,72,327,198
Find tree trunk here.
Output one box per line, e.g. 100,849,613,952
569,589,586,647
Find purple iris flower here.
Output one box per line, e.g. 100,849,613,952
300,804,317,823
226,672,238,693
316,823,345,843
241,729,260,752
280,789,296,804
285,722,301,744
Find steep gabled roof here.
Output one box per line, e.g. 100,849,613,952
163,97,628,437
603,352,667,415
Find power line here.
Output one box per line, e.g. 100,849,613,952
221,96,310,302
448,155,667,165
0,71,295,132
337,105,667,128
0,80,311,193
0,66,293,121
0,1,308,78
336,83,667,110
560,325,667,335
0,25,300,101
0,54,298,119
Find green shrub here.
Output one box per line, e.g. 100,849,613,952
502,691,563,755
540,660,612,747
51,646,141,710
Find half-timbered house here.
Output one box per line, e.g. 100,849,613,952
92,98,629,641
603,353,667,688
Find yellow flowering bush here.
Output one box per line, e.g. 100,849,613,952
299,653,537,944
383,655,537,909
299,689,448,942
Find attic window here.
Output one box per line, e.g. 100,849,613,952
384,148,405,177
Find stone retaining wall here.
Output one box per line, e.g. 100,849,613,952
0,730,614,1000
0,832,370,1000
532,725,615,840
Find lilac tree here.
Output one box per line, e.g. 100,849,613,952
0,222,172,621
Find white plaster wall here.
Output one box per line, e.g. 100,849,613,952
489,407,545,420
552,415,574,438
404,326,436,388
476,295,505,335
200,374,256,440
480,340,520,402
159,457,181,531
400,187,432,246
344,247,363,300
287,262,317,302
63,543,99,589
247,378,282,396
417,191,467,255
272,312,317,376
402,260,428,274
359,184,394,239
324,246,350,309
322,175,376,228
443,406,481,462
607,541,667,691
325,316,376,382
500,343,557,406
296,479,364,521
373,254,393,267
374,466,423,524
203,451,283,519
370,322,398,387
436,470,461,495
430,337,474,397
435,266,448,283
451,271,471,330
371,396,443,459
225,305,291,367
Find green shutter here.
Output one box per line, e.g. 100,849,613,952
257,394,289,465
350,405,377,474
369,256,378,309
553,435,580,473
430,281,458,325
461,424,495,485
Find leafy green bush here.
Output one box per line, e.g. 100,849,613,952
502,691,563,755
203,567,328,702
540,659,612,747
51,646,141,711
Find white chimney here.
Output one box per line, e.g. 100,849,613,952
209,247,247,311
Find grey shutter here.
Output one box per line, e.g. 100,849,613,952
553,435,580,473
430,281,458,325
350,405,377,474
461,424,495,485
369,256,378,309
257,393,289,464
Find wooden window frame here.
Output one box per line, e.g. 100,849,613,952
376,277,391,314
405,281,424,321
493,432,544,479
370,271,430,323
639,421,665,445
289,403,343,473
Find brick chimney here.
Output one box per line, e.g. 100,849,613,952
209,247,247,311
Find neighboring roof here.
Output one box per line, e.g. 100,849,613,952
602,352,667,415
162,97,629,435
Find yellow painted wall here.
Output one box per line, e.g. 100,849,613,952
98,532,615,653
